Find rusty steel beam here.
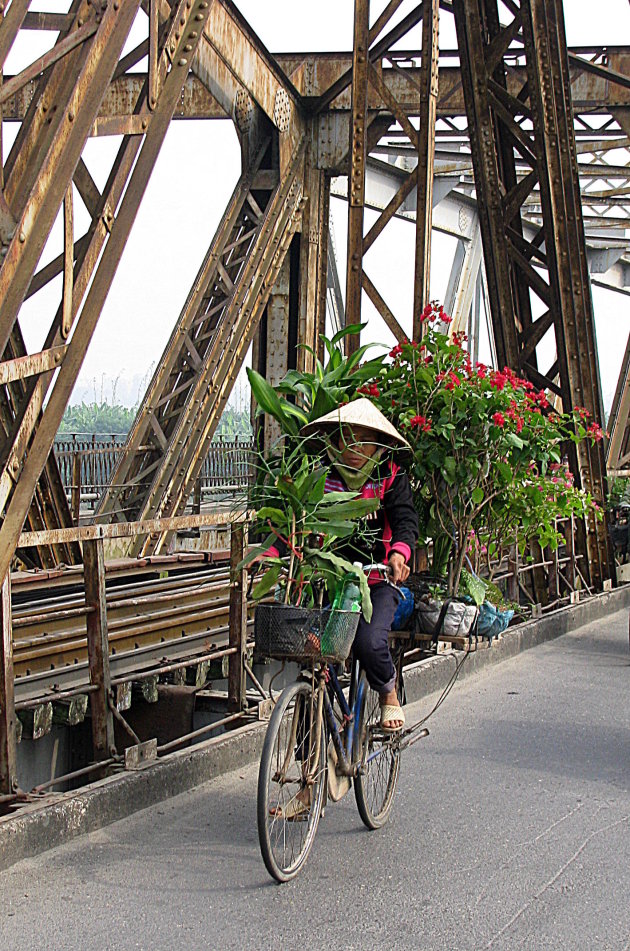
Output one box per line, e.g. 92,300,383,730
133,145,305,556
607,332,630,473
0,0,142,358
83,536,114,762
0,0,215,587
227,523,247,712
0,574,16,796
1,51,628,123
96,143,274,526
413,0,439,336
452,0,612,587
345,0,370,354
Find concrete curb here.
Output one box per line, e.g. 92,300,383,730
2,584,629,872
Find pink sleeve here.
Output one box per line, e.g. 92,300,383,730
390,541,411,562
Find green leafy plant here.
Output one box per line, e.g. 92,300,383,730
363,302,604,596
242,325,391,616
241,434,378,619
246,324,384,443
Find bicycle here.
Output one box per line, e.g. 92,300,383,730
256,564,428,883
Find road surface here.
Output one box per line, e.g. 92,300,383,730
2,608,630,950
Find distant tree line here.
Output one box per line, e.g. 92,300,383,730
57,401,252,437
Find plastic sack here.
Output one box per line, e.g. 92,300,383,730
477,601,514,641
391,586,414,631
415,596,478,638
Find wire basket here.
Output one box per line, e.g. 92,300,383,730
254,603,360,663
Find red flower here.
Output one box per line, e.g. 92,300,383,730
389,344,403,358
587,421,603,442
490,372,507,391
574,406,591,420
409,415,432,432
492,412,505,427
444,371,461,391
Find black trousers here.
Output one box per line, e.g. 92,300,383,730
353,582,400,695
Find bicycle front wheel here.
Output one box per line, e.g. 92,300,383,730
354,672,401,830
257,679,326,882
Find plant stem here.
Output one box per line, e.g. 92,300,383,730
285,512,296,605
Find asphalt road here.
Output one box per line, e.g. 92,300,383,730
2,609,630,951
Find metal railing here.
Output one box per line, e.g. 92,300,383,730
53,434,255,514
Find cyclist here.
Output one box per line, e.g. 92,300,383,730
268,398,418,732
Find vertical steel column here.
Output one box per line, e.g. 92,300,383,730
228,523,247,713
522,0,610,586
452,0,520,370
413,0,439,338
0,573,17,796
263,254,292,446
345,0,370,353
298,150,328,372
84,536,114,761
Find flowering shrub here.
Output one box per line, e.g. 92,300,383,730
364,302,603,595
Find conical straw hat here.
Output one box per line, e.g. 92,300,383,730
300,398,410,449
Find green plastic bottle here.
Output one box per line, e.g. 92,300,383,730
339,575,362,612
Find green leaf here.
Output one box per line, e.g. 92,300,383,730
505,432,524,449
256,507,286,524
471,487,484,505
252,564,282,600
460,569,487,607
496,461,512,483
236,533,276,569
247,368,298,436
311,550,373,621
330,322,366,346
307,520,357,537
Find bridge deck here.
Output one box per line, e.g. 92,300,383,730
2,606,629,948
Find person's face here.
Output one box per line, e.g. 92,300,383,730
337,425,380,469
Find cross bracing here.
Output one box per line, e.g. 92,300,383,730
0,0,627,586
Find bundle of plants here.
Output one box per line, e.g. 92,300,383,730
357,302,603,604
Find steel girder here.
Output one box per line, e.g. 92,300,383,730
97,140,307,554
452,0,612,586
0,0,144,571
2,48,630,124
0,0,217,586
95,1,316,552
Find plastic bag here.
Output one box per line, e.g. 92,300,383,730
415,595,478,638
477,601,514,641
391,586,414,631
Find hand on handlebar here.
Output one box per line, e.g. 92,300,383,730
388,552,410,585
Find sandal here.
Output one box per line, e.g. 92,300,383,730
380,703,405,733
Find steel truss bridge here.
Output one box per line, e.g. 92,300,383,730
0,0,629,797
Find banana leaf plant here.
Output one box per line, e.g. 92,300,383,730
240,324,388,618
241,440,378,619
246,324,385,442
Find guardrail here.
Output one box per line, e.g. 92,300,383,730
53,434,255,514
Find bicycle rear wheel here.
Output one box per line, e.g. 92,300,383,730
257,679,326,882
354,672,401,830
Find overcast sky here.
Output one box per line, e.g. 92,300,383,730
8,1,630,410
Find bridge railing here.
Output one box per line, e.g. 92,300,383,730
53,434,256,514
